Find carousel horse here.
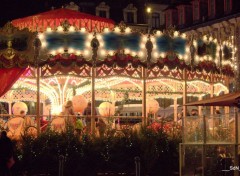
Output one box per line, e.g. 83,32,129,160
51,117,66,133
6,116,24,140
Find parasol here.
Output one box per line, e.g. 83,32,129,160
185,92,240,107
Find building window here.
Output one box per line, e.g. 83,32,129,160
96,2,110,18
127,12,134,23
166,11,172,27
123,4,137,24
99,10,106,18
152,12,160,28
178,7,184,25
224,0,232,12
193,1,200,21
160,12,165,26
65,2,79,11
209,0,215,17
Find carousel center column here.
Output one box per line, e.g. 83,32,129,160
182,68,187,142
210,73,214,115
142,67,147,126
143,35,153,126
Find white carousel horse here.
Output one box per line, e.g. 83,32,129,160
132,122,142,133
6,117,24,140
51,117,66,133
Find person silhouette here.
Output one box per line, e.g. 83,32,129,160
0,130,14,176
97,118,106,138
75,114,84,137
83,102,97,133
63,101,76,130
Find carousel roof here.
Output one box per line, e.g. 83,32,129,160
12,8,115,32
0,8,233,77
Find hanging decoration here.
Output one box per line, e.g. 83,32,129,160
0,22,36,68
35,20,235,76
196,39,217,59
38,20,92,62
98,25,144,61
154,31,187,60
221,37,236,75
150,29,190,70
191,35,220,73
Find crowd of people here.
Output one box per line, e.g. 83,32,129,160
0,101,109,175
0,100,108,141
59,100,107,137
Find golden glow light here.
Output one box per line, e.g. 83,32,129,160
104,28,110,33
125,27,131,33
174,31,179,37
46,27,52,32
58,48,64,53
156,31,162,36
114,27,120,33
146,7,152,13
69,26,75,32
80,28,86,33
181,33,186,39
57,26,64,32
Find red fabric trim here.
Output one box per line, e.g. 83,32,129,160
12,8,115,32
0,68,26,97
13,8,114,23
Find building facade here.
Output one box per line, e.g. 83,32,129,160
62,0,170,32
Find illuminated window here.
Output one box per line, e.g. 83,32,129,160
166,12,172,27
178,7,184,25
127,12,134,23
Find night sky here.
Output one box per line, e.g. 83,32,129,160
0,0,81,27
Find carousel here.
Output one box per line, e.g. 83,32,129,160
0,8,236,138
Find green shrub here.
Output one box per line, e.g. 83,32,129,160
13,126,181,176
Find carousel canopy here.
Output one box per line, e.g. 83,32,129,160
0,7,234,115
4,8,234,76
12,8,115,32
